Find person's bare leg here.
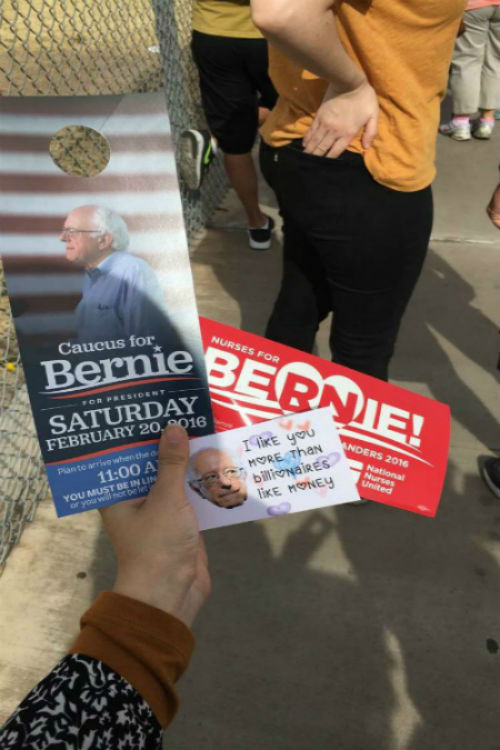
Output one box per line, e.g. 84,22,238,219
224,152,267,227
480,108,495,119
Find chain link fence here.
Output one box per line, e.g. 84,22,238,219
0,0,227,572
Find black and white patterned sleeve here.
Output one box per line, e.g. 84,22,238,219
0,653,163,749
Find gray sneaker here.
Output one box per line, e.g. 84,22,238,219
439,120,471,141
472,120,494,140
178,129,214,191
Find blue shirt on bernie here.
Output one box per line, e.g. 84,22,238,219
76,251,180,346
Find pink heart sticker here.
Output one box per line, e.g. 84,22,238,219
279,418,293,431
316,485,329,498
297,475,311,485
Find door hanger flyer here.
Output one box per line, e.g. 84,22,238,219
0,93,214,517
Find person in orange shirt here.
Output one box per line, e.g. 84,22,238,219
251,0,464,381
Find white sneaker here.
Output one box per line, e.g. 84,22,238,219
472,120,494,140
439,120,471,141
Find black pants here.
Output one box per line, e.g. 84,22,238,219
259,140,433,381
192,31,277,154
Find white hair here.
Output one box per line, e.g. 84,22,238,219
187,451,205,483
90,205,130,252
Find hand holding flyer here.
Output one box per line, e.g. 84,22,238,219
101,423,210,626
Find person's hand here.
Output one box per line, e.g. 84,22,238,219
486,183,500,229
100,424,210,626
303,79,379,158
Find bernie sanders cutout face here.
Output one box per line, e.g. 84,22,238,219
189,448,247,509
60,205,129,270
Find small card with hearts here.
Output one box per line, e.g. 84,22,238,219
186,406,360,530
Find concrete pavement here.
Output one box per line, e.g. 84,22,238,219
0,122,498,749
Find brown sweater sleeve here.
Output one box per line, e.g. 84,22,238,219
69,591,194,728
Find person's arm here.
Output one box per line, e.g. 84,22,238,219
487,183,500,229
251,0,378,158
0,650,165,749
0,425,210,749
251,0,360,90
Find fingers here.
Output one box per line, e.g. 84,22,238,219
150,423,189,509
362,114,378,149
487,207,500,229
99,495,143,530
326,135,351,159
99,424,189,527
303,120,328,154
304,125,338,156
487,186,500,229
304,114,377,159
304,80,379,160
310,138,337,156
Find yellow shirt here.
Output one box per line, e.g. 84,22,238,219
261,0,465,192
192,0,262,39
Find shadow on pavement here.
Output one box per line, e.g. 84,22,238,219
392,247,498,448
88,455,499,749
90,509,395,750
336,461,499,750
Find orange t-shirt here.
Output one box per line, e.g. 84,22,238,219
261,0,465,192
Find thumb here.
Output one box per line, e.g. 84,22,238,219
362,114,378,149
152,423,189,504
